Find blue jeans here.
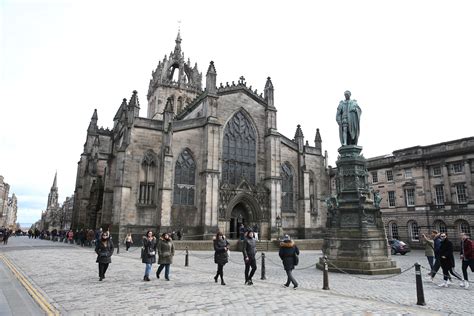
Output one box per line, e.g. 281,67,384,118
145,263,152,277
157,264,170,279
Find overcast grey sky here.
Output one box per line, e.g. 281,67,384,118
1,0,473,224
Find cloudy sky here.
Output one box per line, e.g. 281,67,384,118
1,0,473,225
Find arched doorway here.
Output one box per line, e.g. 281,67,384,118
229,202,250,239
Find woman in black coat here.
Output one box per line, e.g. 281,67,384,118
438,233,463,287
95,231,114,281
213,231,230,285
142,231,157,281
279,234,299,289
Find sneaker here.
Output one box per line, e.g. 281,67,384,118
247,280,253,285
465,281,470,289
460,281,465,287
282,284,289,288
438,282,448,288
293,285,298,290
447,279,453,285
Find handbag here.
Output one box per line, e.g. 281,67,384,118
294,253,299,266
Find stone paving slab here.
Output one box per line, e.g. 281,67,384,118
1,237,471,315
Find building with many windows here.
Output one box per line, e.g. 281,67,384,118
0,175,17,229
366,137,474,248
71,33,329,241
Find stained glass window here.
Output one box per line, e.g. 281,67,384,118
139,151,156,205
174,149,196,205
222,111,256,185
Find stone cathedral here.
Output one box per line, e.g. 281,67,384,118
71,33,329,240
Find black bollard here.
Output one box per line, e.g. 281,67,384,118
117,240,120,254
323,256,330,290
414,262,426,306
261,253,266,280
185,247,189,267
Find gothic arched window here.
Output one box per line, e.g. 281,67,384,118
139,150,157,205
281,163,294,212
222,111,256,185
174,149,196,205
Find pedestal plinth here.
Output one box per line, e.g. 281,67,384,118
316,146,400,275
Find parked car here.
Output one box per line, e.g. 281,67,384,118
388,239,410,255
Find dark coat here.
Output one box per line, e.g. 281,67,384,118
157,238,175,264
242,237,257,259
214,237,230,265
439,238,455,269
279,240,299,271
95,239,114,264
142,237,157,264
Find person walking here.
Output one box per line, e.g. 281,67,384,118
95,231,114,281
3,230,10,245
460,233,474,289
142,231,157,281
421,232,435,271
156,233,175,281
438,233,463,287
428,230,445,282
279,234,299,289
124,233,133,252
213,231,230,285
242,230,257,285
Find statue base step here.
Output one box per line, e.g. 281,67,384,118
316,257,401,275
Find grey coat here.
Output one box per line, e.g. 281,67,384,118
157,238,175,264
242,237,257,259
95,239,114,264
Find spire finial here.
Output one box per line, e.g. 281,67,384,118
295,124,304,139
52,171,58,189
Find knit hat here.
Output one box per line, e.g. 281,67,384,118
282,234,291,242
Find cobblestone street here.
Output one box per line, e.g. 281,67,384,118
1,237,472,315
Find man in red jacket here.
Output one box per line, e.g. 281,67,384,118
460,233,474,289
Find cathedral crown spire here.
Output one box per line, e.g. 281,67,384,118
174,31,182,56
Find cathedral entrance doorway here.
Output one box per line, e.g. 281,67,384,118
229,203,249,239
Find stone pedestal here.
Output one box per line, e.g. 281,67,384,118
316,146,400,275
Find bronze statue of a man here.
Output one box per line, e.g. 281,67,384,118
336,90,362,146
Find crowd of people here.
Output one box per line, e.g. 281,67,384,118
422,231,473,289
21,225,473,290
